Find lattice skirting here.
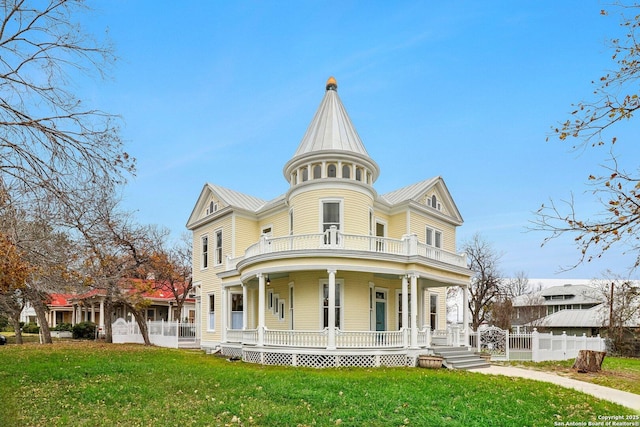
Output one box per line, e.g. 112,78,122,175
219,346,420,368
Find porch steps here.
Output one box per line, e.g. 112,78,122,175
431,347,490,370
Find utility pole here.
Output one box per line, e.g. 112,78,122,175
609,281,614,328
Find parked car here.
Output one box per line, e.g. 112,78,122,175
0,334,6,345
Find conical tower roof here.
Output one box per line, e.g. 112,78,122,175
284,77,379,183
293,77,370,157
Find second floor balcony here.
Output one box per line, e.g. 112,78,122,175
226,227,467,271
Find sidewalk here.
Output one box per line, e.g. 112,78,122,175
469,365,640,412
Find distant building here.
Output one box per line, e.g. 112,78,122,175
512,280,623,336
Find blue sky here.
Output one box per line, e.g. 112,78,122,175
80,1,639,280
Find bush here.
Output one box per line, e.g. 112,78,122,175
52,323,73,332
72,322,96,339
21,323,40,334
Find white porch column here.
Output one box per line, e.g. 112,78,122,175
99,300,104,330
221,287,228,343
257,273,265,346
90,303,96,323
410,274,418,349
242,283,248,330
401,275,409,348
327,269,337,350
71,304,76,325
462,283,470,347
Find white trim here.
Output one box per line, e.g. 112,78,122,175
375,287,389,331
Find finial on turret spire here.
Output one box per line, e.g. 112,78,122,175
326,76,337,91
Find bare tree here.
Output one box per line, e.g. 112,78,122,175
463,233,504,330
592,271,640,355
504,271,531,298
0,0,134,214
147,233,193,322
533,5,640,272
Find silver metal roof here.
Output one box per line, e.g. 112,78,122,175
207,183,267,212
535,307,605,328
292,78,370,159
380,177,440,205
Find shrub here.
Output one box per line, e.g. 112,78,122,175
72,322,96,339
21,323,40,334
52,323,73,332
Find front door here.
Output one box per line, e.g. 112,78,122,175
375,291,386,331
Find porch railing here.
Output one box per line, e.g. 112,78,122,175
227,231,467,270
226,327,423,349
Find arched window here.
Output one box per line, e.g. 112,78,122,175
342,165,351,179
327,164,337,177
432,195,437,207
302,168,308,182
313,164,321,179
355,167,362,181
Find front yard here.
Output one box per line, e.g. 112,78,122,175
0,342,637,426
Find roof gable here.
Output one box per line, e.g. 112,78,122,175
186,183,268,228
380,177,463,223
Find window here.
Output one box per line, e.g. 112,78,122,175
231,294,243,329
397,292,411,329
261,226,272,237
322,282,342,328
430,294,438,331
279,301,286,321
207,201,218,215
201,235,208,269
427,195,441,211
426,227,442,248
208,294,215,330
355,167,362,181
327,164,337,177
342,164,351,179
322,201,340,232
322,200,341,244
215,230,222,265
313,164,321,179
289,285,294,329
302,168,308,182
268,289,274,311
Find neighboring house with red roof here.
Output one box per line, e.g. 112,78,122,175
23,281,196,332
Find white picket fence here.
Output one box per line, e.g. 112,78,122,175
112,318,197,348
469,327,607,362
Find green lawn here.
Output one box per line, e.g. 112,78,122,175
0,342,636,426
505,357,640,395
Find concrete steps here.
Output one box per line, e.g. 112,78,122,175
431,346,490,370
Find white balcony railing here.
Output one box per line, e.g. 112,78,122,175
227,230,467,270
227,328,420,349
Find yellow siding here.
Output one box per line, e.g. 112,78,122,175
234,216,260,257
409,211,457,252
290,188,374,235
386,211,407,239
259,210,288,238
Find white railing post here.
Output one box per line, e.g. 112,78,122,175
327,269,337,349
505,329,510,361
531,328,539,362
257,273,265,346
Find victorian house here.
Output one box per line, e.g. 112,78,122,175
186,77,472,367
